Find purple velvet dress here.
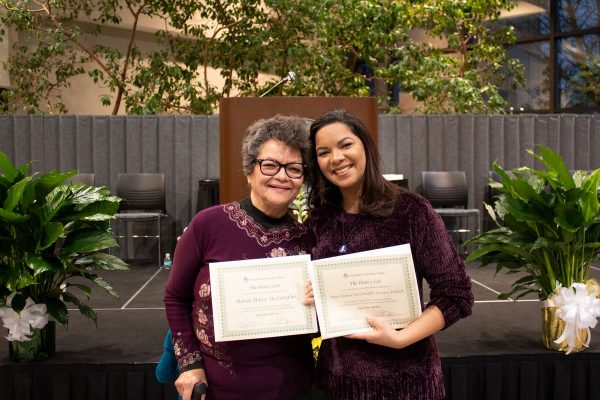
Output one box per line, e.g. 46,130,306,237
164,199,314,400
309,191,474,400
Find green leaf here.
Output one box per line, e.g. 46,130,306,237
465,242,529,262
0,151,19,182
3,176,32,212
502,195,543,222
61,230,117,254
40,186,70,224
35,170,77,200
21,179,39,209
24,253,59,276
512,275,537,285
74,252,129,271
39,222,64,251
64,200,120,221
91,274,118,297
507,178,544,205
579,169,600,222
37,169,77,188
10,293,27,313
531,237,552,251
76,301,97,324
17,161,32,177
0,208,30,223
535,146,574,190
483,202,498,226
68,185,121,207
45,298,69,326
0,175,10,189
62,291,97,324
15,270,37,290
66,283,92,298
555,208,584,232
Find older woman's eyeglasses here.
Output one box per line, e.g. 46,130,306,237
253,159,305,179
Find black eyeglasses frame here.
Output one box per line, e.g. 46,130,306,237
253,158,306,179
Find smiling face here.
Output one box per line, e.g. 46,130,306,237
314,122,366,205
247,139,304,218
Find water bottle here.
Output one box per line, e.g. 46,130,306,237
163,253,172,269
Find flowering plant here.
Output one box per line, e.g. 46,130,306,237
0,151,128,342
292,186,309,223
465,146,600,352
466,145,600,300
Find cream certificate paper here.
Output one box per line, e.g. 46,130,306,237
209,254,318,342
309,244,421,339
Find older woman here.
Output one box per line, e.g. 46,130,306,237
164,115,314,400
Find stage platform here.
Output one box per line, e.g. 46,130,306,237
2,261,600,400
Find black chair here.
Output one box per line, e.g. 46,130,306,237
113,173,166,266
197,179,220,212
421,171,480,255
383,174,409,190
67,173,95,185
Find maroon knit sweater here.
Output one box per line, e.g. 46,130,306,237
309,191,474,400
164,200,314,400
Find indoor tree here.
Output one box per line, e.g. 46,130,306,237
389,0,524,113
0,0,166,114
0,0,523,115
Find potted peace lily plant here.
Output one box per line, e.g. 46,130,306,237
0,151,128,362
465,145,600,354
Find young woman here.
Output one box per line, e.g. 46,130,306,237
306,109,474,400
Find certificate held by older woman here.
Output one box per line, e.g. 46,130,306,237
209,254,318,342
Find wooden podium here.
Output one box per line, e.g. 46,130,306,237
219,96,378,203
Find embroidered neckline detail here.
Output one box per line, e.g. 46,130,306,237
224,201,306,246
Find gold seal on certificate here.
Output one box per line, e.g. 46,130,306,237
309,245,421,339
209,254,318,342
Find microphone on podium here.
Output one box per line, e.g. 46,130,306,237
259,71,296,97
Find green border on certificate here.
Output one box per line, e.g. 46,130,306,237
210,254,318,342
310,245,421,339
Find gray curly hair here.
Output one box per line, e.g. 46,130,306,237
241,115,311,176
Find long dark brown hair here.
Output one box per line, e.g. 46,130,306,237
307,109,400,219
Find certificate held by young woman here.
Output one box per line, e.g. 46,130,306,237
309,244,421,339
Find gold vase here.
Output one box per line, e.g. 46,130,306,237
541,306,588,353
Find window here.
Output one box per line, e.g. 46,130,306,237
496,0,550,39
558,0,600,31
497,0,600,113
558,33,600,109
501,41,551,110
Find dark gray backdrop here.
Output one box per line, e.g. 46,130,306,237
2,114,599,255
